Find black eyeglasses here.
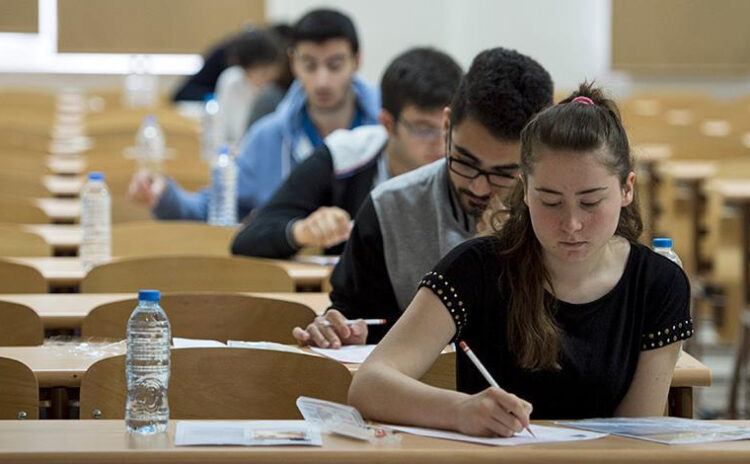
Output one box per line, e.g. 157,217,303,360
445,127,518,189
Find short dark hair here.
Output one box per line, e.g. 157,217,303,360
380,47,462,121
227,28,282,70
450,47,553,140
291,9,359,54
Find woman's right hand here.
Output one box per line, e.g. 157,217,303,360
453,387,533,437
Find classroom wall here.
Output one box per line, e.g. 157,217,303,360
1,0,749,98
266,0,611,94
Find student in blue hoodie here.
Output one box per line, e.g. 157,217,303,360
128,9,380,221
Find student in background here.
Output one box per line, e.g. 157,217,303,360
246,24,295,129
349,84,692,435
215,27,284,145
231,47,462,259
293,48,553,347
129,9,380,221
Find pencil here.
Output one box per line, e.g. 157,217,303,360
321,318,387,327
458,340,536,438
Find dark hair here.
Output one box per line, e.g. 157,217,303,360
291,9,359,54
227,28,282,70
493,82,643,371
380,47,462,121
269,23,294,90
450,47,553,140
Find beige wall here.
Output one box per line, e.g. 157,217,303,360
0,0,38,33
57,0,265,54
612,0,750,75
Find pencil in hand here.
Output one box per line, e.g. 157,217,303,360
458,340,536,438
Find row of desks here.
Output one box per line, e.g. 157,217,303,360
3,419,750,463
6,256,332,289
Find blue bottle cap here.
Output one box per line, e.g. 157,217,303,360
138,289,161,302
144,115,157,124
652,237,673,248
218,144,230,155
87,172,105,181
203,93,216,102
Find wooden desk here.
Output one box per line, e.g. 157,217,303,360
2,420,750,464
34,198,80,224
0,344,709,393
633,143,672,243
6,257,332,291
46,156,86,176
23,224,81,254
43,175,83,197
0,292,332,329
707,180,750,416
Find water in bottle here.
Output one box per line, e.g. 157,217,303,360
652,237,683,267
135,115,166,174
201,93,222,162
79,172,111,270
207,144,238,226
126,289,171,434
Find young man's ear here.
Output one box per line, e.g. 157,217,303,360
353,52,361,70
379,110,396,135
442,107,451,138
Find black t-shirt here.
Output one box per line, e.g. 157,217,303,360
418,236,692,419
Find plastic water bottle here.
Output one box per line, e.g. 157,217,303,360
201,93,222,162
126,289,171,434
652,237,683,267
80,172,111,270
135,115,165,174
207,144,238,226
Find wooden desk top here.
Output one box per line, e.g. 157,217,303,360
7,257,331,288
42,175,83,197
0,345,709,390
2,420,749,464
656,160,717,181
708,179,750,202
46,156,86,176
0,292,331,329
633,143,673,163
34,198,80,223
23,224,82,252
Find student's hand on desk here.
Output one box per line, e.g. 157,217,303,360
292,309,367,348
292,207,352,248
453,387,532,437
128,169,166,208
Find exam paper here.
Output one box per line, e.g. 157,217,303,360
226,340,308,354
172,337,226,348
386,424,607,446
174,421,322,447
309,345,376,364
558,417,750,445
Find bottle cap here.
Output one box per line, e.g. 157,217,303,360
652,237,673,248
218,144,231,156
144,115,157,124
138,289,161,302
203,93,216,102
87,172,105,181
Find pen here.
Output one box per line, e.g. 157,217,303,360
321,318,387,327
458,340,536,438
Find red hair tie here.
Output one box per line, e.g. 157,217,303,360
572,96,595,105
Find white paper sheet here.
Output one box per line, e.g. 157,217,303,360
386,424,607,446
558,417,750,445
174,420,322,447
226,340,308,354
309,345,377,364
172,337,226,348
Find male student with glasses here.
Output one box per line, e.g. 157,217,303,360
293,47,554,348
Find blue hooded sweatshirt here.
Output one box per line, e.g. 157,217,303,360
153,76,380,221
